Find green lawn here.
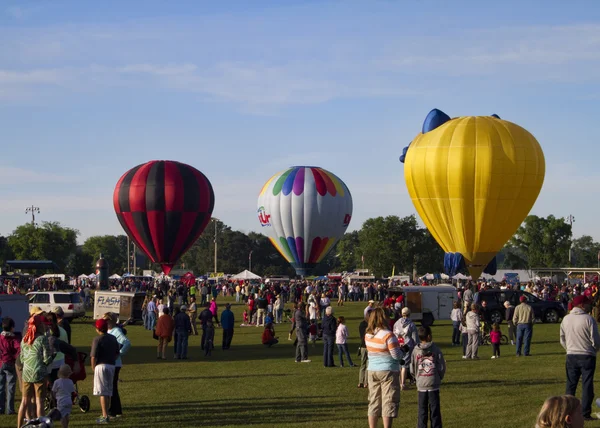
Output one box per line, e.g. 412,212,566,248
6,298,600,427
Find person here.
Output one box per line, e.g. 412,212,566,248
146,297,157,331
188,297,198,335
220,303,235,350
465,303,480,360
536,395,584,428
17,314,53,428
450,301,462,346
322,306,336,367
52,364,74,428
358,312,369,388
364,300,375,318
0,317,20,415
490,323,502,359
411,326,445,428
365,307,404,428
560,295,600,421
319,293,330,319
308,321,318,346
90,318,120,425
462,286,473,315
199,303,213,350
209,298,220,327
256,292,268,326
294,303,310,363
52,307,71,345
274,294,284,324
513,295,534,357
103,313,129,420
155,307,175,360
460,319,469,360
393,307,418,390
174,305,192,359
504,300,516,345
336,316,355,368
204,320,215,357
262,323,278,347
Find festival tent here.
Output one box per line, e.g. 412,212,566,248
37,274,65,281
77,274,88,280
88,273,97,279
452,273,471,280
231,270,262,280
109,274,122,280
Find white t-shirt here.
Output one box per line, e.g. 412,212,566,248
52,378,75,414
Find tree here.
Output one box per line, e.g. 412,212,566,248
82,235,129,274
7,222,78,271
0,236,13,267
334,231,360,272
571,235,600,268
507,215,572,268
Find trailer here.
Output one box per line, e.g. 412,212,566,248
93,291,146,324
388,284,458,326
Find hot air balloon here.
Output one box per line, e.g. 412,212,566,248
257,166,353,276
113,160,215,275
400,109,545,279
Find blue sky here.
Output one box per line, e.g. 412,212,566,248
1,0,599,243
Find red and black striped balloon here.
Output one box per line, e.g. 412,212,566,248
113,160,215,275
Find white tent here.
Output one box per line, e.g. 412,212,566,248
77,274,88,280
37,274,65,281
452,273,471,280
109,274,122,280
88,273,97,279
231,270,262,280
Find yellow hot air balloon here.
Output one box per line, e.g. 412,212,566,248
401,109,545,279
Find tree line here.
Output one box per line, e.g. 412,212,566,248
0,215,597,277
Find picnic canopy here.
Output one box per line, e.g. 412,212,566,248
109,274,122,280
231,270,262,280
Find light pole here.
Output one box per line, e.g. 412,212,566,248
249,250,253,271
25,205,40,226
213,218,218,275
567,215,575,266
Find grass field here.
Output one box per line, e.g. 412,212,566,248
6,298,600,428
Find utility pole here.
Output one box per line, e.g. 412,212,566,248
127,236,131,274
133,243,137,275
249,250,253,271
25,205,40,226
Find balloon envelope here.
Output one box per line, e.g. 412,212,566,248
113,160,215,275
403,113,545,279
257,166,353,276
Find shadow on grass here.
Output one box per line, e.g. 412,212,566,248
135,373,288,382
122,396,364,425
447,378,563,388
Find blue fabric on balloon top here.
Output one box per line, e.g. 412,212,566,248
491,114,501,119
399,143,411,163
444,252,466,276
483,256,497,275
422,109,451,133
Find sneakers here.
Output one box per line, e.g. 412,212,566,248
301,359,311,363
462,356,467,359
96,416,110,424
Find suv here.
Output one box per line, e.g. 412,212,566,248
27,292,85,319
477,289,565,324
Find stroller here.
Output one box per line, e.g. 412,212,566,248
45,352,91,413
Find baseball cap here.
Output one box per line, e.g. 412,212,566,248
180,305,187,311
95,318,108,332
401,307,411,316
519,296,527,303
368,300,375,304
573,295,590,307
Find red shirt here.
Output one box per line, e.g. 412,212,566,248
262,329,275,344
0,332,21,365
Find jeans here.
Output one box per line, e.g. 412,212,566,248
462,333,468,356
418,390,442,428
566,354,596,418
359,347,369,385
146,311,156,330
0,363,16,414
516,324,532,356
507,321,516,342
108,366,122,416
175,329,189,358
452,321,461,345
337,344,354,367
323,335,335,367
276,309,283,324
222,328,234,349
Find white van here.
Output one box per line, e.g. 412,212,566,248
27,292,86,319
388,284,458,326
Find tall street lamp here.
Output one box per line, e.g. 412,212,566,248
212,218,219,275
249,250,253,271
25,205,40,226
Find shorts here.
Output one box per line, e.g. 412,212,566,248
22,381,46,398
93,364,115,396
58,405,72,418
367,370,400,418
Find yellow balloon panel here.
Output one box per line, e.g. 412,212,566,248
404,116,545,272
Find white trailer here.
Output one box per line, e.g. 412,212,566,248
94,291,146,323
388,284,458,326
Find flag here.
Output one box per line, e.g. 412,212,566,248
597,250,600,261
361,255,364,263
249,251,253,260
391,264,395,277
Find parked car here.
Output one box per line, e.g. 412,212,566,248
27,292,86,319
477,289,565,324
